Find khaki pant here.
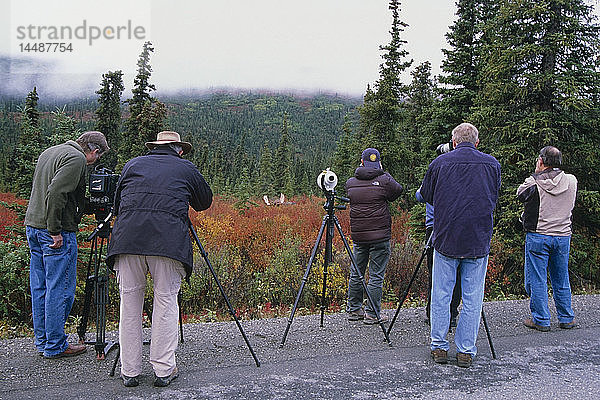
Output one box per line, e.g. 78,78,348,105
114,254,186,378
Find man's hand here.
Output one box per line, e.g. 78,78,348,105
49,233,63,249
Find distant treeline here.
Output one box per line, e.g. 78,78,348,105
0,91,361,198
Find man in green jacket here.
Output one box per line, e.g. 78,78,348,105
24,131,108,359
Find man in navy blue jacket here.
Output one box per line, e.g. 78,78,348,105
420,123,501,368
107,131,212,387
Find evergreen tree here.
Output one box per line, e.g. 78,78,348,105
404,61,439,183
9,87,45,197
257,142,275,196
437,0,492,127
333,0,413,194
471,0,600,286
358,0,412,151
274,115,294,195
95,70,124,171
48,106,79,146
120,42,166,168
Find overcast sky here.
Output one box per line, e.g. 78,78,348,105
1,0,598,98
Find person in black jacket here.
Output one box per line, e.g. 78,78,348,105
107,131,212,388
345,148,403,324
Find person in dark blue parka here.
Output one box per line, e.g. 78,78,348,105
107,131,212,387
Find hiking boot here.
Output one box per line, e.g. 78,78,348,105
154,367,179,387
559,320,577,329
431,349,448,364
348,309,365,321
44,343,87,359
121,374,140,387
363,313,389,325
523,318,550,332
456,352,473,368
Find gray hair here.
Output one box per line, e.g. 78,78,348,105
452,123,479,145
77,131,109,154
168,143,183,154
540,146,562,167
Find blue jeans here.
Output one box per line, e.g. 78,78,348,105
524,233,574,326
430,250,488,356
26,227,77,356
347,240,390,316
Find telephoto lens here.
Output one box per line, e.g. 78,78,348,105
436,142,452,155
316,168,338,191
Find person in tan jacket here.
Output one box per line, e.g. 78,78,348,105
517,146,577,332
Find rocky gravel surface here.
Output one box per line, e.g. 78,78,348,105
1,294,599,399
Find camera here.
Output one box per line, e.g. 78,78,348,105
317,168,338,192
436,141,453,155
88,166,119,213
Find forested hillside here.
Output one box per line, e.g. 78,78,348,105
0,91,361,196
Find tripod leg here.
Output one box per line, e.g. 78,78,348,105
387,246,428,336
387,234,433,336
320,216,334,327
189,223,261,367
333,217,390,345
110,346,120,377
281,216,327,347
178,291,184,343
77,239,98,343
481,307,496,359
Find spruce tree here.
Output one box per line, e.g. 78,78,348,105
49,106,79,146
9,87,45,197
120,42,167,168
95,70,124,171
471,0,600,286
357,0,412,151
333,0,413,192
257,142,275,196
274,115,294,195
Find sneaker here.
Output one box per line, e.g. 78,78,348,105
559,320,577,329
431,349,448,364
456,352,473,368
154,367,179,387
121,374,140,387
348,309,365,321
44,343,87,359
363,314,389,325
523,318,550,332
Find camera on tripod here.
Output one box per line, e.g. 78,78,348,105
87,166,120,216
317,168,338,192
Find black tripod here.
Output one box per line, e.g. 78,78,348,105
385,233,496,359
280,188,391,347
189,222,261,367
78,211,117,360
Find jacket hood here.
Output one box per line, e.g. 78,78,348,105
534,169,570,195
355,166,384,180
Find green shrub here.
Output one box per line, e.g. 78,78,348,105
0,240,31,321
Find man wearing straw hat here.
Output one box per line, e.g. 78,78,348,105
107,131,212,387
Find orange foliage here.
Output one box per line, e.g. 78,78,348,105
190,195,410,275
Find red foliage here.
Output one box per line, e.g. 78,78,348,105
190,195,410,275
0,193,27,242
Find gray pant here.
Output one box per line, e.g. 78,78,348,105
347,240,391,316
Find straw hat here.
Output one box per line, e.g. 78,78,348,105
145,131,192,154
